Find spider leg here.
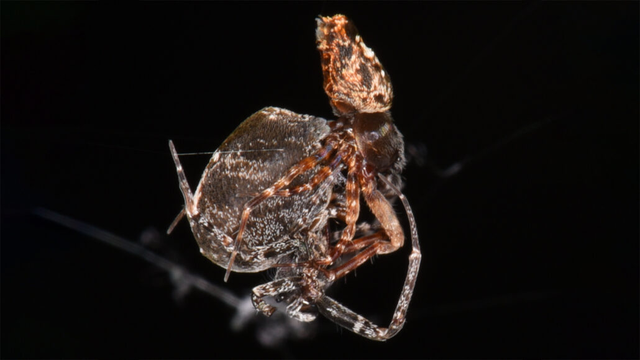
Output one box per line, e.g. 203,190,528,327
251,277,318,322
329,237,387,280
319,174,421,341
271,149,344,197
317,163,361,267
317,234,420,340
341,230,387,254
168,140,196,225
313,152,386,268
361,180,405,254
252,277,301,317
377,173,420,261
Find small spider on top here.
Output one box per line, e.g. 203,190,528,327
169,14,421,341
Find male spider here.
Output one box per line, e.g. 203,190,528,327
169,14,421,341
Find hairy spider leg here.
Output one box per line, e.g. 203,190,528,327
332,154,362,254
341,230,387,253
271,148,345,197
360,175,405,254
252,277,301,317
168,140,196,229
317,174,421,341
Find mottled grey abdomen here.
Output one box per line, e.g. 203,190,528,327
191,107,332,272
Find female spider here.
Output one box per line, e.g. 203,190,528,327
170,14,420,341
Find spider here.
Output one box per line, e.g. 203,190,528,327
169,14,421,341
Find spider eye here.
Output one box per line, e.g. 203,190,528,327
365,130,380,142
353,112,404,172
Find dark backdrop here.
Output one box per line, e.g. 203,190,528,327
2,2,638,358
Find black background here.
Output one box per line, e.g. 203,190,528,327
2,2,638,358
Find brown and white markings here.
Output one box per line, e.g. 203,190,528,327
169,14,421,341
